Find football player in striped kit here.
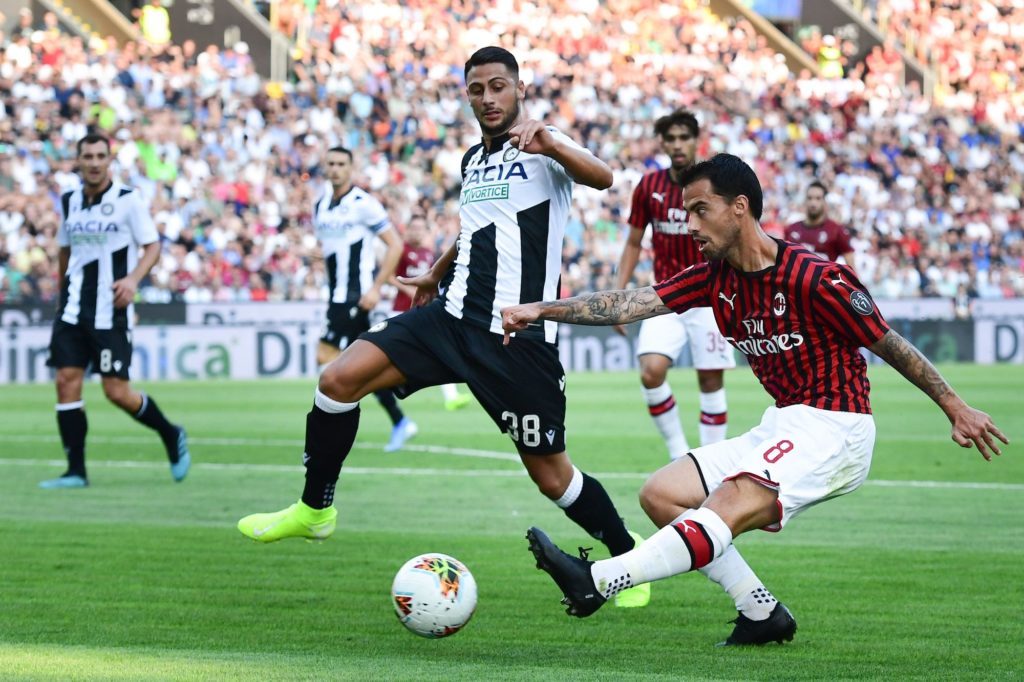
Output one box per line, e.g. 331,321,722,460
503,153,1006,644
615,110,734,462
42,134,190,489
239,47,651,608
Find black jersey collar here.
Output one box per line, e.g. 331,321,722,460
82,180,114,209
481,132,511,159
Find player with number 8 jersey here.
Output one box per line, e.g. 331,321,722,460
501,154,1006,644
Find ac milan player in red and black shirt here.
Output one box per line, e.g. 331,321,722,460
785,181,855,267
502,153,1006,645
615,110,734,463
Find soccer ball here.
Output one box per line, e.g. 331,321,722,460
391,553,477,638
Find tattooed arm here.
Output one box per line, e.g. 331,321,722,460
501,286,670,337
870,329,1008,460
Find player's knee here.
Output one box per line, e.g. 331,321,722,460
639,365,666,389
102,383,132,408
697,372,723,393
317,365,361,403
55,372,81,400
638,477,673,525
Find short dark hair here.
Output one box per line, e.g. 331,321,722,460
76,133,110,156
654,109,699,139
807,180,828,195
326,146,352,160
464,46,519,80
678,153,763,221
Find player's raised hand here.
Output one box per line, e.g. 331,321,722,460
111,276,138,308
949,405,1009,461
508,120,556,156
396,271,441,308
500,303,542,345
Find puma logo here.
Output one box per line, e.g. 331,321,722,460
719,292,737,310
830,274,846,287
652,192,665,203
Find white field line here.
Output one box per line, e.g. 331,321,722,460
0,434,1021,491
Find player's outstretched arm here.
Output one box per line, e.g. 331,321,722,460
507,120,613,189
869,329,1009,460
501,286,670,344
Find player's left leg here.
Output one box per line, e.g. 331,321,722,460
685,307,734,446
378,389,418,452
528,474,778,617
102,377,190,482
696,370,727,445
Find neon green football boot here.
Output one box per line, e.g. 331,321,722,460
614,531,651,608
237,501,337,543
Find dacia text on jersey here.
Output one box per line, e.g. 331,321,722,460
65,220,121,245
461,162,527,205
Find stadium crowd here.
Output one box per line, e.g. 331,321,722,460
0,0,1021,307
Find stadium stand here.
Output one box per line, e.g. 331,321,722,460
0,0,1020,306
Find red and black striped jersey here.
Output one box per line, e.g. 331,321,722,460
785,219,853,262
653,240,889,414
628,169,703,282
393,243,435,312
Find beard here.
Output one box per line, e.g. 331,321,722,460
478,100,520,136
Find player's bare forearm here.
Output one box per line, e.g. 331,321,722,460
548,141,613,190
430,241,458,281
870,329,959,411
130,241,161,282
539,287,669,326
374,233,404,290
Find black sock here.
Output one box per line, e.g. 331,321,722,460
562,472,636,556
56,404,88,478
301,404,360,509
133,394,181,462
374,389,404,426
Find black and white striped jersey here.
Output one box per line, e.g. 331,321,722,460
313,186,392,304
443,128,584,344
56,181,158,330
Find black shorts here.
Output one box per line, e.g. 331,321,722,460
360,302,567,455
47,320,132,379
320,302,371,350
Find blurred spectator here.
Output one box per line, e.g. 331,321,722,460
0,0,1019,308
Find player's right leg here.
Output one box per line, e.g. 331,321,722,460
238,340,407,542
41,322,90,489
635,315,690,460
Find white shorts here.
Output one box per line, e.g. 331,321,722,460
689,404,876,531
636,307,736,370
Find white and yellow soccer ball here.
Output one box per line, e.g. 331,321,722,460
391,553,477,638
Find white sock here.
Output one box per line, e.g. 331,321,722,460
698,388,727,445
314,388,358,414
699,544,777,621
440,384,459,401
643,383,689,460
590,507,732,598
553,466,583,509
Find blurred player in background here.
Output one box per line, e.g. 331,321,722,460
41,133,190,489
390,214,471,411
614,110,734,461
314,146,418,452
785,181,855,268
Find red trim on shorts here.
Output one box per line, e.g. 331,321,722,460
723,472,784,532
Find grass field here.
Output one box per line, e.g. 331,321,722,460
1,365,1022,681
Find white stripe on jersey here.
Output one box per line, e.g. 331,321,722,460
56,180,158,330
444,128,582,344
313,186,392,304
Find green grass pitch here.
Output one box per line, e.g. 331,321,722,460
1,365,1021,680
